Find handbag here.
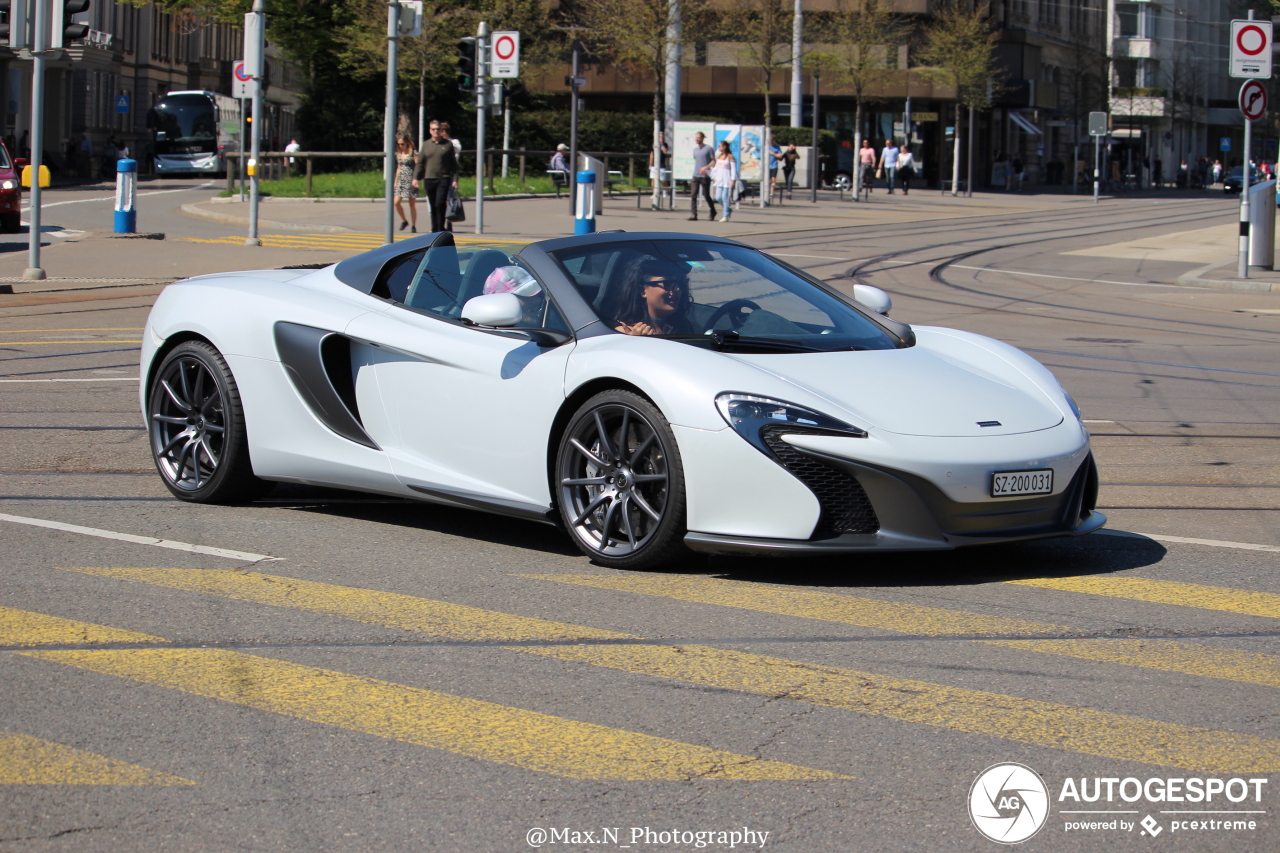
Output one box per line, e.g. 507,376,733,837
875,167,883,179
446,188,465,222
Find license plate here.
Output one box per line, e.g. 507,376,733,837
991,469,1053,497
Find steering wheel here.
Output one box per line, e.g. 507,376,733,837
704,299,761,332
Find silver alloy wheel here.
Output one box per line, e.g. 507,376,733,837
559,403,670,557
149,354,226,492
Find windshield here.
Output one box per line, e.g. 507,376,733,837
551,239,900,352
152,95,217,154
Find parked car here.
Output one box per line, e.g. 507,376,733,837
0,141,25,232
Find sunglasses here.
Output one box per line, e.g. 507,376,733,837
644,279,684,291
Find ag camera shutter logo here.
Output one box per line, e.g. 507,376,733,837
969,763,1050,844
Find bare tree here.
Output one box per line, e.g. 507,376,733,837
1057,38,1107,190
816,0,905,196
918,0,1000,195
577,0,699,205
722,0,794,128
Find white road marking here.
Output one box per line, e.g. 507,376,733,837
0,378,139,383
1082,419,1115,423
1098,529,1280,553
0,512,281,562
20,183,214,213
948,264,1189,289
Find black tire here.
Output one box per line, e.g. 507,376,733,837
147,340,270,503
556,390,690,570
1,214,20,233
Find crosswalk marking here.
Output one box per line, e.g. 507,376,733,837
53,568,1280,772
18,644,840,782
525,573,1280,690
0,732,194,786
0,605,166,647
1007,576,1280,619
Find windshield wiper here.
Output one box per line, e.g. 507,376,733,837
661,332,824,353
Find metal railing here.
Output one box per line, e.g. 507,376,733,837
225,149,654,197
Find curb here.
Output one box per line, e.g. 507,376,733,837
207,192,563,204
1176,260,1280,292
179,203,356,233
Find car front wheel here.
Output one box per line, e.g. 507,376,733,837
147,340,269,503
556,390,690,570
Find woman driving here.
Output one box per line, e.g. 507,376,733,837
603,257,696,336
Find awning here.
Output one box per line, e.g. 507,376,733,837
1010,112,1043,135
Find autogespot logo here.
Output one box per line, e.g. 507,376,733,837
969,763,1051,844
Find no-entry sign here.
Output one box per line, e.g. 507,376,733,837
1230,20,1272,79
1240,79,1268,122
490,31,520,79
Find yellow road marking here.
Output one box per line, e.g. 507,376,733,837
63,567,625,643
1007,576,1280,619
526,573,1062,636
19,646,839,781
0,605,166,647
0,341,143,345
517,643,1280,774
525,573,1280,689
0,732,194,785
56,569,1280,772
0,328,143,333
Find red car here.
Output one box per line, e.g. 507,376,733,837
0,141,25,232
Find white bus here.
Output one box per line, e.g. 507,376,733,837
150,90,240,176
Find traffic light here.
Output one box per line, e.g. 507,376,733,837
50,0,90,49
0,0,29,49
457,37,477,92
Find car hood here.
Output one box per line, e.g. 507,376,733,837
726,345,1064,437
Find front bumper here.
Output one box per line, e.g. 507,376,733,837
684,449,1105,556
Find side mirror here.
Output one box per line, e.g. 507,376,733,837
461,292,522,328
852,284,892,315
13,158,27,171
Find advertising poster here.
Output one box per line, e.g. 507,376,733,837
739,125,764,182
672,121,715,181
714,124,742,174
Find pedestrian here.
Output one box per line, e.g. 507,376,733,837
285,137,300,175
550,143,570,177
878,138,900,194
393,134,420,233
99,135,118,180
418,119,458,234
858,139,876,194
78,133,93,180
440,122,462,157
688,131,716,221
116,139,129,161
897,144,914,195
1212,160,1223,185
19,129,29,160
768,137,782,196
1011,155,1024,191
710,141,737,222
780,143,799,198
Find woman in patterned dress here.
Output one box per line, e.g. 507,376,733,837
393,134,420,232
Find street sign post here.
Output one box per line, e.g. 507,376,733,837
490,31,519,78
1230,20,1272,78
115,93,129,114
1088,111,1107,204
232,60,255,98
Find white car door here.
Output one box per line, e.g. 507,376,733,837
345,243,575,515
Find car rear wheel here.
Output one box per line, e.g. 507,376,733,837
148,340,269,503
556,390,690,570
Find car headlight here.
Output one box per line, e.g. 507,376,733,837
0,180,15,190
715,392,867,453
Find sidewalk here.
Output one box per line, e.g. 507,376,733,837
2,187,1276,293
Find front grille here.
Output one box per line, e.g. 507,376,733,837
761,426,879,537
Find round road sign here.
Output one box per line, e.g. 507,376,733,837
1240,79,1268,121
234,61,252,82
494,34,516,61
1237,24,1268,56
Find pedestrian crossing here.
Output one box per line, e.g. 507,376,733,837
179,233,530,253
3,564,1278,785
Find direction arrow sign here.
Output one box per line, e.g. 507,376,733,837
1230,20,1272,79
1240,79,1268,122
490,31,519,78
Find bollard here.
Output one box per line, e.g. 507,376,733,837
114,158,137,233
574,170,596,235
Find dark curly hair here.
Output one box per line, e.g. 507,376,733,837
601,256,693,333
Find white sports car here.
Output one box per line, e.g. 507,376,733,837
141,231,1103,569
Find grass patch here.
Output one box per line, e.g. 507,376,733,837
216,170,643,198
